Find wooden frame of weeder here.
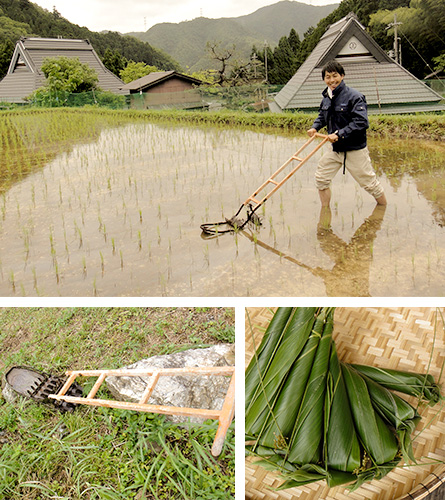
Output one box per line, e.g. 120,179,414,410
49,366,235,456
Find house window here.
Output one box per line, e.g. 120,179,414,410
16,56,26,67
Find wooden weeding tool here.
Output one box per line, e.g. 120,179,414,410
49,366,235,456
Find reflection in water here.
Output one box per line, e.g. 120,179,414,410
314,205,386,296
0,121,443,297
371,138,445,228
240,205,386,297
0,111,128,195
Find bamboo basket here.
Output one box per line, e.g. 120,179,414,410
245,307,445,500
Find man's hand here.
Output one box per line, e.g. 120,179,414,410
307,128,317,137
327,133,339,143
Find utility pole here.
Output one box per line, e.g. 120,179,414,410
252,52,257,79
264,40,268,84
386,13,402,65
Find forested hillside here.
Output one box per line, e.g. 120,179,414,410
0,0,442,87
128,1,338,72
129,18,264,73
253,0,444,84
228,1,339,44
0,0,181,78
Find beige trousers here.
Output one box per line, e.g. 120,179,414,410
315,147,384,199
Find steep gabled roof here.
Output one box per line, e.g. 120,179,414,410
0,37,126,103
274,13,444,114
121,71,203,92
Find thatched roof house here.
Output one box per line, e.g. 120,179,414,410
0,37,126,103
273,13,444,114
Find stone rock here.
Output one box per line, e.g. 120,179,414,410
105,344,235,423
1,378,20,405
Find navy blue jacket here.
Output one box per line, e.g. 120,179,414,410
312,81,369,152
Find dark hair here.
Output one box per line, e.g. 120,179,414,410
321,60,345,79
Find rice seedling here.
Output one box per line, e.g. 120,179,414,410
54,260,60,283
99,251,105,275
0,109,443,296
203,244,210,267
9,269,15,292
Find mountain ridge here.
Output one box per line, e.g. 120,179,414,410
127,1,338,72
0,0,181,78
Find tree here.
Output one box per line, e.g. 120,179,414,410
188,69,218,85
0,0,181,71
369,0,445,77
0,38,15,77
432,53,445,73
268,36,295,84
206,41,237,85
0,14,30,38
119,61,158,84
260,29,304,85
40,56,99,92
52,6,61,19
288,28,301,55
0,15,31,77
102,48,127,77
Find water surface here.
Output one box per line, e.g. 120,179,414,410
0,121,443,296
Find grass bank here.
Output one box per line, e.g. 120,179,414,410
135,109,445,141
0,307,235,500
2,107,444,141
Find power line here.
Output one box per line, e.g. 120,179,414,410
400,30,434,74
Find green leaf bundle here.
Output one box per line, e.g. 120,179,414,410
256,316,324,449
356,369,421,463
350,364,442,406
341,363,399,465
245,307,318,436
245,307,443,493
287,307,334,464
245,307,294,407
325,343,361,474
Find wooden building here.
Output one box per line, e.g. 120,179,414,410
121,71,207,110
272,13,445,114
0,37,127,103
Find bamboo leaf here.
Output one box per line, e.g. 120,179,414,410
350,364,442,406
245,307,294,406
257,319,323,449
358,371,420,463
325,343,361,472
287,308,334,464
246,308,318,435
341,363,398,465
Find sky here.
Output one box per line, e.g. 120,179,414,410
32,0,338,34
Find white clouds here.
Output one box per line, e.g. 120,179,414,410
33,0,337,33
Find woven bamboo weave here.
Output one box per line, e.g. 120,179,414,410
245,307,445,500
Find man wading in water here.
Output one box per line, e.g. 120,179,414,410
307,60,387,207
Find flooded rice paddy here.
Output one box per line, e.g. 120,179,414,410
1,115,444,296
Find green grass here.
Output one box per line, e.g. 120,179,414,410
0,308,235,500
0,307,234,371
1,107,444,141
